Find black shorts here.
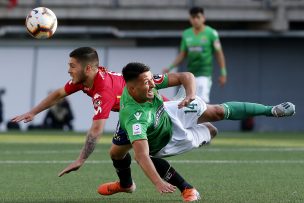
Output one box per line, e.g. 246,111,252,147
112,122,131,145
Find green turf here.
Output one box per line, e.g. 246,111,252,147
0,132,304,203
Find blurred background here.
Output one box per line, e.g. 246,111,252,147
0,0,303,132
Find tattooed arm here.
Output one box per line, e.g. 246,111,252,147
58,119,106,177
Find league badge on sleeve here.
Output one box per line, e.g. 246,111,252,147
132,123,142,135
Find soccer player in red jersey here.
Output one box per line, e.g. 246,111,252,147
12,47,127,176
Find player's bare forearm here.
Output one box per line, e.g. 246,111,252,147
36,88,66,112
172,52,186,67
78,119,105,160
79,133,98,160
29,88,67,116
215,50,226,72
133,140,162,185
58,130,98,177
133,140,176,193
215,50,227,86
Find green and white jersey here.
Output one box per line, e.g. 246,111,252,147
119,74,172,155
180,25,221,77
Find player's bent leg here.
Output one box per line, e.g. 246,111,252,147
99,146,135,196
201,101,296,121
197,104,225,124
98,124,135,196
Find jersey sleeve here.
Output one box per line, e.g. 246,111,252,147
123,111,148,143
211,29,222,52
153,74,169,90
64,80,82,95
92,90,115,120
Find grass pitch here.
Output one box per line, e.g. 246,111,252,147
0,131,304,203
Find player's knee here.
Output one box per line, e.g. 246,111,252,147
109,148,118,160
109,146,128,160
204,123,218,139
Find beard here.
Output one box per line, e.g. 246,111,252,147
73,72,87,84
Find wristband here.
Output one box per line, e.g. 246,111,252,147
220,68,227,76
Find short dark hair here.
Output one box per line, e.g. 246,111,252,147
189,6,204,16
122,62,150,82
69,47,99,68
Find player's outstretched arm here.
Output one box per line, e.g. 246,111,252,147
132,140,176,194
58,119,106,177
11,87,67,123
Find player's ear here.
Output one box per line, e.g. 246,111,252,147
84,64,92,73
127,81,136,93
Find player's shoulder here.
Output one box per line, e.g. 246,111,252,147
205,25,219,37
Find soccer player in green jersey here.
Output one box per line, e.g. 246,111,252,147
165,6,227,103
103,62,295,201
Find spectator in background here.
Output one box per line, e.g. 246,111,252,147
164,6,227,103
0,88,20,130
43,97,74,131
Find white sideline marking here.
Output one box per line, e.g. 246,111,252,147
1,160,304,164
1,147,304,155
197,147,304,152
1,150,101,155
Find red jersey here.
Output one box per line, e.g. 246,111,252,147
64,67,125,120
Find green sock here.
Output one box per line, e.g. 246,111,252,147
221,102,273,120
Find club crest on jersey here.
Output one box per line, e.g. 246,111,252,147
132,123,142,135
153,74,164,84
94,99,101,108
201,36,208,43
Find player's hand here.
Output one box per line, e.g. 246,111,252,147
11,112,35,123
58,159,84,177
218,75,227,87
178,96,195,109
155,180,176,194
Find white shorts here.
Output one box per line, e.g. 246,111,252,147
195,76,212,103
178,76,212,103
153,97,211,158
